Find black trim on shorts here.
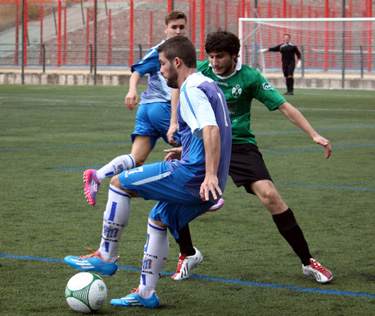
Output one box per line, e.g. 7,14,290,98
229,143,273,194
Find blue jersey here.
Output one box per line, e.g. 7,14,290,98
131,40,172,104
168,72,232,198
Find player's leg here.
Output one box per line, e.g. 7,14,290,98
65,175,132,276
110,165,212,307
282,64,290,94
84,154,136,206
111,217,167,308
83,103,156,206
286,63,295,95
250,179,332,282
230,144,332,283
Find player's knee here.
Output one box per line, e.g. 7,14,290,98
110,175,123,189
260,188,283,207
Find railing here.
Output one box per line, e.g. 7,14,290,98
0,42,373,86
244,43,375,78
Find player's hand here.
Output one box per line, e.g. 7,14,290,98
164,147,182,161
258,48,268,53
125,91,138,111
313,135,332,159
200,174,222,202
167,123,179,145
296,60,302,69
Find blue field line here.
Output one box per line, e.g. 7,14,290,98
1,124,375,152
2,142,374,155
1,254,374,298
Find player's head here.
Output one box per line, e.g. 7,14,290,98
164,11,187,39
158,36,196,88
205,29,240,77
284,34,291,43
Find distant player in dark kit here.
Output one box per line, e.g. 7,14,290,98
260,34,301,95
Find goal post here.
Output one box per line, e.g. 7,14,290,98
238,17,375,81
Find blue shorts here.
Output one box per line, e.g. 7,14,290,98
118,162,213,239
131,102,181,149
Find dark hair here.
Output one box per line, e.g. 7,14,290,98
157,36,196,68
205,29,241,56
284,33,291,37
165,11,187,25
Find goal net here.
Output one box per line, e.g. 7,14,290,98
238,18,375,75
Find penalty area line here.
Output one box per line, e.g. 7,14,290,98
0,254,374,298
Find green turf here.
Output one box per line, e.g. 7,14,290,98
0,85,374,315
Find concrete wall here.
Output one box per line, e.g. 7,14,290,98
0,72,374,90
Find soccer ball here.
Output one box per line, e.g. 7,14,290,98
65,272,107,313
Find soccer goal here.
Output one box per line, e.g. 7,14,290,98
238,17,375,77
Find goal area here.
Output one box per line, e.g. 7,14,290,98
238,17,375,76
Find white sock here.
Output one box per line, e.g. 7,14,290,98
96,154,135,182
138,219,169,297
99,184,131,262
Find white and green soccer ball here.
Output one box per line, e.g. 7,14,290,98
65,272,107,313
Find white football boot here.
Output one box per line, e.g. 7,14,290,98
302,258,333,283
172,247,203,280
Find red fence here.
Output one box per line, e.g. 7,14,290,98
0,0,373,68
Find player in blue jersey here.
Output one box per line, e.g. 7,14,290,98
65,36,232,308
83,11,188,207
79,10,222,281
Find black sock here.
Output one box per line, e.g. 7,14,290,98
175,224,195,256
286,78,294,93
285,78,290,92
272,208,312,265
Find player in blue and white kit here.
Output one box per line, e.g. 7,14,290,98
83,11,187,207
77,11,223,281
65,36,232,308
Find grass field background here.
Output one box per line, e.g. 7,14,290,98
0,85,374,316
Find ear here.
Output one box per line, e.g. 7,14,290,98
164,25,168,35
173,56,183,68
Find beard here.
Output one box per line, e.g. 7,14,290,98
166,65,179,88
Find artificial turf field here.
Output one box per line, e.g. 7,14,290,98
0,84,374,316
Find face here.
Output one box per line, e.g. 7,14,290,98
159,52,179,88
284,35,290,43
208,51,237,77
164,18,187,39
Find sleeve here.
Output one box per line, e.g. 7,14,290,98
295,46,302,59
180,86,218,139
131,48,160,77
268,44,281,52
252,72,286,112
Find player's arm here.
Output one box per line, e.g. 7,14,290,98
200,125,222,202
125,71,141,111
167,88,180,144
295,46,302,69
267,44,282,52
278,102,332,159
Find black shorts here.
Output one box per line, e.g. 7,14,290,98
282,62,295,77
229,143,273,194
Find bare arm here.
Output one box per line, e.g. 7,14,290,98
125,71,141,111
167,88,180,144
200,125,222,202
278,102,332,158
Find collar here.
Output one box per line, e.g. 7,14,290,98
209,59,242,80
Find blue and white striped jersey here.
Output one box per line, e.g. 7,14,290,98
168,71,232,198
131,40,172,104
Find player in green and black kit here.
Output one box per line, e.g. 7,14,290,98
168,30,333,284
